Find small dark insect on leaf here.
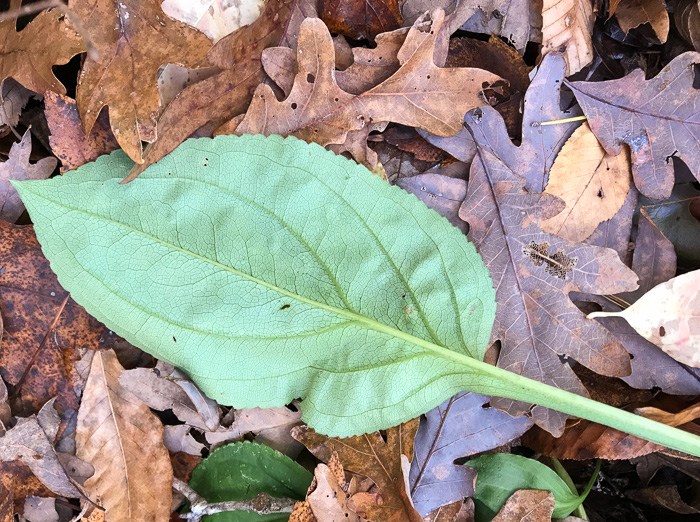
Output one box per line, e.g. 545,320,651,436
173,336,177,342
280,304,291,310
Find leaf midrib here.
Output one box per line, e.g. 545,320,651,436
23,184,478,369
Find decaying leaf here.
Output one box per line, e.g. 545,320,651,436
76,349,172,521
44,92,120,173
541,0,594,74
293,420,423,522
540,122,632,242
409,393,533,516
457,105,639,434
635,401,700,427
124,0,313,182
396,174,468,234
0,222,116,420
567,52,700,200
162,0,265,42
674,0,700,51
23,497,59,522
306,456,368,521
0,78,31,130
491,490,555,522
522,420,662,460
612,0,669,43
0,0,85,95
589,270,700,367
321,0,403,40
0,400,81,498
0,130,56,223
71,0,212,163
235,11,500,166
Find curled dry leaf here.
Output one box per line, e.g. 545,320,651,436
0,130,56,223
567,52,700,200
540,122,632,243
0,0,85,95
588,270,700,367
76,349,172,521
673,0,700,50
541,0,594,74
235,11,500,166
635,402,700,428
491,489,555,522
71,0,212,163
292,420,423,522
44,92,120,173
613,0,669,43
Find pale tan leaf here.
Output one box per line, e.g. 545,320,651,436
540,122,632,242
614,0,669,43
161,0,265,42
541,0,594,74
76,349,172,521
589,270,700,367
307,463,368,521
635,402,700,427
492,490,555,522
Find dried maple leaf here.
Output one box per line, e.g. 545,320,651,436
292,421,423,522
541,0,594,74
567,52,700,200
235,10,499,166
321,0,403,40
0,222,117,420
456,106,638,434
44,92,120,173
70,0,212,164
540,122,632,242
123,0,314,182
76,349,172,521
0,130,56,223
0,0,85,95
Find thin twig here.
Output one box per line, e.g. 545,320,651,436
172,478,296,522
531,115,587,127
0,0,97,60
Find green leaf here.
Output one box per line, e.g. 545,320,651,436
12,134,700,456
466,454,587,521
188,441,313,521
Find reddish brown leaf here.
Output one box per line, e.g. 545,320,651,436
0,222,117,419
292,420,423,522
0,482,11,522
383,127,449,162
169,451,202,483
567,52,700,200
70,0,212,163
0,0,85,95
44,92,119,173
321,0,403,40
123,0,314,182
0,461,52,514
235,11,499,166
492,490,555,522
0,130,56,223
522,420,662,460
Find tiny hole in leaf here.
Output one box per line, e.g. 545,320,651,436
307,73,315,83
659,326,666,337
291,102,297,109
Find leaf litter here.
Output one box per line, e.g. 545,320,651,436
1,0,700,520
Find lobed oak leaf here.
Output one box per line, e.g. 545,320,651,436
293,421,423,522
70,0,212,164
541,0,594,75
567,52,700,200
540,122,633,243
456,105,638,435
235,10,500,166
76,349,172,521
0,0,85,95
123,0,314,182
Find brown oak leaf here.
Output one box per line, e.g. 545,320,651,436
123,0,315,182
292,420,422,522
455,105,638,435
70,0,212,163
567,52,700,200
235,10,499,166
0,0,85,95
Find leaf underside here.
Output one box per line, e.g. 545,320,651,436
14,134,497,437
